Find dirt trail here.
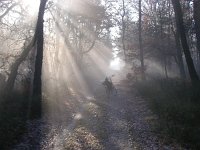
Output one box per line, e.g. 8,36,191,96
14,73,178,150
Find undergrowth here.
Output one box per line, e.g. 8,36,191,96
0,91,28,149
135,78,200,149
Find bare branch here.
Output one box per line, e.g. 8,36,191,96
0,2,18,21
82,40,96,54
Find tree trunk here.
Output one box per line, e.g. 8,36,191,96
139,0,145,79
164,56,168,78
4,38,36,95
122,0,126,61
30,0,48,119
171,0,199,82
173,28,186,79
193,0,200,64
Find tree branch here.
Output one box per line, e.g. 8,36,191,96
82,40,96,54
0,3,18,21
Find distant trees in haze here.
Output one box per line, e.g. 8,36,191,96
109,0,200,81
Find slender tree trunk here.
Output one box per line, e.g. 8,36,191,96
171,0,199,82
193,0,200,65
139,0,145,79
164,56,168,78
173,28,186,79
30,0,48,119
172,24,186,79
170,0,186,79
159,4,168,79
122,0,126,61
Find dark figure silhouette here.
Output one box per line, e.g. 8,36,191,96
102,76,117,97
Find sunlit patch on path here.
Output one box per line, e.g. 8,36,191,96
64,127,103,150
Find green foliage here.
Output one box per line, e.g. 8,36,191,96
135,78,200,149
0,92,28,149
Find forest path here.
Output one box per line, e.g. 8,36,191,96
14,72,175,150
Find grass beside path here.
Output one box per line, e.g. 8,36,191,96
134,78,200,149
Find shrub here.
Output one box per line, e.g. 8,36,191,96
0,91,28,149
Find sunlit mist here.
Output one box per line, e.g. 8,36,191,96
21,0,40,16
110,57,125,71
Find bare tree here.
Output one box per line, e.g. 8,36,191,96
172,26,186,79
4,38,35,95
171,0,199,83
193,0,200,62
1,0,35,95
0,2,18,21
30,0,48,119
121,0,126,61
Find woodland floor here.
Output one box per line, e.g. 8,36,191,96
13,72,184,150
